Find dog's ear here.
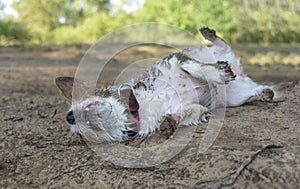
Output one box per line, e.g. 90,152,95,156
119,85,139,114
55,77,88,101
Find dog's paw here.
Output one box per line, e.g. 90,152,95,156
200,27,217,41
217,61,236,84
200,112,211,123
261,88,274,102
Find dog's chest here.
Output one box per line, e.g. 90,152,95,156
133,57,209,120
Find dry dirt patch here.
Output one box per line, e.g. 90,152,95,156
0,47,299,188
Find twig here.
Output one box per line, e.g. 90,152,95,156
52,163,96,179
246,167,272,183
107,161,160,172
99,179,109,189
4,117,24,122
194,144,283,188
24,140,66,148
154,167,175,173
215,144,282,188
115,173,125,189
51,109,57,118
195,171,236,185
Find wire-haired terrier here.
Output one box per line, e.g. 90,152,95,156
56,27,277,143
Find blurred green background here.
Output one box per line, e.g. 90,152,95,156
0,0,299,66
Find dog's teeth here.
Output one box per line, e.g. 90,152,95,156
85,107,90,112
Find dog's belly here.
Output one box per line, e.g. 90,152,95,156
137,61,210,116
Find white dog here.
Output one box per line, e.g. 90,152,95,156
56,27,275,143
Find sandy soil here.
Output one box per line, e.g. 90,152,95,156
0,47,299,188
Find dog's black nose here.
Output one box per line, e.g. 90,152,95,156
66,110,76,125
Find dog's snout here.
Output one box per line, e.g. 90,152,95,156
66,110,76,125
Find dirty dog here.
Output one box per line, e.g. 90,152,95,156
56,27,276,142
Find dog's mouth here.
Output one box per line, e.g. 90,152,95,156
125,111,140,138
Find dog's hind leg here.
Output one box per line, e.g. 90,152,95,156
178,57,235,84
200,27,243,75
200,27,231,54
225,76,275,107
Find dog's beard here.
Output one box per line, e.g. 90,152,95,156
70,96,133,142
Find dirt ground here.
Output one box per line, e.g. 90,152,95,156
0,46,299,189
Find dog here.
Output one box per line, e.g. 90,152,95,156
56,27,276,143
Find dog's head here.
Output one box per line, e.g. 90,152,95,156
55,77,140,142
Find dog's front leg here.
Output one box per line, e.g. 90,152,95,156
179,104,209,126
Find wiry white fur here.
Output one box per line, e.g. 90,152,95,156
182,36,274,107
70,96,128,142
66,28,277,142
133,56,209,136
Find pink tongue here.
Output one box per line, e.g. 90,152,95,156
91,101,100,105
125,116,141,134
135,116,140,125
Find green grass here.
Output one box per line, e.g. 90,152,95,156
233,44,300,66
